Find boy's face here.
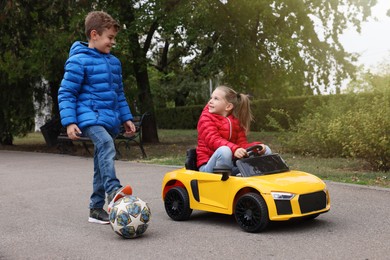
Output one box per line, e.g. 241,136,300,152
89,27,118,54
208,88,233,117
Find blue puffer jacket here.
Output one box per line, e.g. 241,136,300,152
58,41,133,135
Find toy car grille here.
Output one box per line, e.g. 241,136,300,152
298,191,327,214
275,200,293,215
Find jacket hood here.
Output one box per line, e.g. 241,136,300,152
69,41,99,57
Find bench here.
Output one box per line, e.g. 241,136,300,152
57,112,149,159
57,134,93,156
115,112,149,159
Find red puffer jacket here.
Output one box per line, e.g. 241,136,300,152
196,105,260,168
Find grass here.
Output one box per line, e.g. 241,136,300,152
3,130,389,188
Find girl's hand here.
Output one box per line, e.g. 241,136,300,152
257,144,266,155
234,148,248,159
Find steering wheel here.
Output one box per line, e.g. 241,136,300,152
233,144,265,166
246,144,265,158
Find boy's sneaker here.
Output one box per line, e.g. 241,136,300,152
88,208,109,224
107,185,133,213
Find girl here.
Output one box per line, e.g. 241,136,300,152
196,85,272,173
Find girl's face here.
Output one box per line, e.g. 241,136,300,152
208,88,233,116
89,27,117,54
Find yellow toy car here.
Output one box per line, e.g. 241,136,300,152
162,145,330,232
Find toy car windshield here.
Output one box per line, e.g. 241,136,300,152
236,154,290,177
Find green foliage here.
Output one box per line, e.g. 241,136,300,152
112,0,377,104
0,0,378,144
0,2,41,144
264,109,292,132
284,92,390,171
149,67,209,107
0,0,89,144
156,105,204,129
0,85,35,144
156,91,390,172
175,0,376,98
250,95,331,131
155,95,329,131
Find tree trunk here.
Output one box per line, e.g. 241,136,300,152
116,2,190,143
129,34,159,143
135,64,160,143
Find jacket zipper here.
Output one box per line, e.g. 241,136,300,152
226,117,232,141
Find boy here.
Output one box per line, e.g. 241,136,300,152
58,11,135,224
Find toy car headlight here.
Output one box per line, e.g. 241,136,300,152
271,192,295,200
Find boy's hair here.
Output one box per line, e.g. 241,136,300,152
85,11,120,40
217,85,253,132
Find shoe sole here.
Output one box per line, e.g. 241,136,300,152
88,217,110,224
107,185,133,213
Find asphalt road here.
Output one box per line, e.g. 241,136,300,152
1,150,389,260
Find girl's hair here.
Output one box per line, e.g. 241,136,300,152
85,11,120,39
216,85,253,132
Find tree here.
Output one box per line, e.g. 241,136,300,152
344,58,390,94
0,1,42,144
0,0,378,144
0,0,92,145
151,0,378,98
108,0,378,107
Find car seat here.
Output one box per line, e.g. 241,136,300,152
185,148,198,171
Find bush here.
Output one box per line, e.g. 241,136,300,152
284,92,390,171
156,105,203,129
155,95,326,131
155,92,390,171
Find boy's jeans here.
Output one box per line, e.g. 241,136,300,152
199,145,273,173
84,125,121,209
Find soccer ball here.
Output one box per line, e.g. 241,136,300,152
109,195,151,238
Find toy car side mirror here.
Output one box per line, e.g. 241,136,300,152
213,166,231,181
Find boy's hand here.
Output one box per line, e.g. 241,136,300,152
123,120,136,137
66,124,82,140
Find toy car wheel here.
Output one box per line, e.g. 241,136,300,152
164,186,193,221
234,192,269,232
